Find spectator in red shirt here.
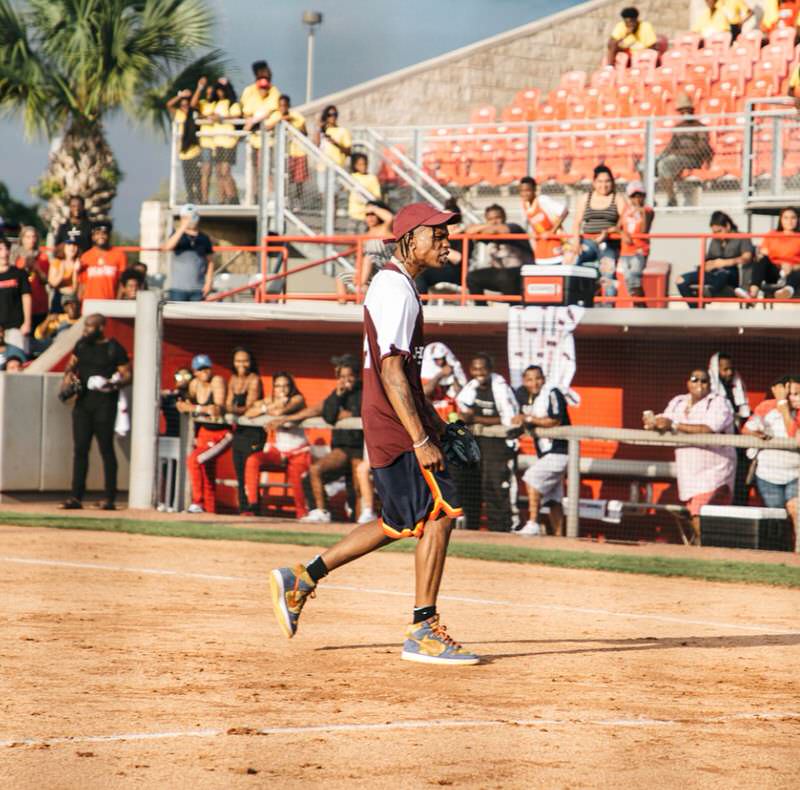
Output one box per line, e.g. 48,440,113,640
15,225,50,330
78,221,127,303
740,207,800,301
618,181,654,304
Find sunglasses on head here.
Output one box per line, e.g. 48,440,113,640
689,375,709,383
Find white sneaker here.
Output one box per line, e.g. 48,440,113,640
733,287,749,300
300,508,332,523
775,285,794,300
514,520,545,537
187,503,205,514
357,508,377,524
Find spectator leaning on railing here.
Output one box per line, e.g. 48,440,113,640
34,293,81,344
742,375,800,552
643,368,736,545
455,353,520,532
677,211,753,305
513,365,570,538
519,177,568,265
606,6,658,65
166,88,202,204
465,204,532,304
739,206,800,301
162,205,214,302
618,180,654,304
571,165,628,300
241,61,281,173
207,79,241,205
263,95,309,204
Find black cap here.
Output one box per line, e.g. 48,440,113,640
92,220,112,233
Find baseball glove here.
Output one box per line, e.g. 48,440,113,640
441,420,481,468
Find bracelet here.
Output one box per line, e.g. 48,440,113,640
778,399,789,407
412,434,430,449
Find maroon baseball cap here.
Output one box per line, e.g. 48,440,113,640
386,202,456,243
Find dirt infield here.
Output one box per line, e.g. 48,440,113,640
2,525,799,789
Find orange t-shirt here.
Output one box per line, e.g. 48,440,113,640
79,247,127,300
620,205,653,256
760,231,800,267
523,194,566,261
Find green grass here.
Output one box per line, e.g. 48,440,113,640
2,511,799,589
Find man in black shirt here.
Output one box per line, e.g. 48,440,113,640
0,236,32,351
455,353,520,531
512,365,570,536
60,314,131,510
465,204,533,304
54,196,93,254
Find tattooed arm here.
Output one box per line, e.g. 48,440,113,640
380,355,444,471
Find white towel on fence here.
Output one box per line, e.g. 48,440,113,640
456,372,519,427
115,385,131,437
507,305,584,405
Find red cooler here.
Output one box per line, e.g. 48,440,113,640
521,264,597,306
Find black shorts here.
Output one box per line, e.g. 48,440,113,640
373,451,463,539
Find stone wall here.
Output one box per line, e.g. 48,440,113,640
297,0,691,128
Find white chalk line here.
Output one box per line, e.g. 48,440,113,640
1,555,798,636
3,711,800,749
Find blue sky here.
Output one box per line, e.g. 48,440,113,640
0,0,576,235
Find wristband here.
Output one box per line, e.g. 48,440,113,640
412,434,430,449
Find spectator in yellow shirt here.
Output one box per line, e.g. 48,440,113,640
347,153,382,230
190,77,217,204
314,104,352,198
264,95,309,205
34,294,81,344
607,7,658,65
208,79,241,205
167,89,202,203
723,0,752,39
692,0,733,38
241,61,281,172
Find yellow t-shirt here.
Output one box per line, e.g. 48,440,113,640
241,84,281,149
611,20,657,50
209,99,242,149
348,173,382,222
266,109,307,156
691,5,733,36
723,0,751,25
174,108,201,160
197,99,215,149
320,125,352,167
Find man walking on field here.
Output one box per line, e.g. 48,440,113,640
270,203,480,665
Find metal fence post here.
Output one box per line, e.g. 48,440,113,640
566,438,580,538
257,126,270,246
324,164,336,275
742,104,753,205
128,291,161,509
644,117,656,202
412,128,423,202
168,122,179,208
274,122,287,235
772,114,783,196
526,123,537,177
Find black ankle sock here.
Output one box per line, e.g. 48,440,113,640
305,555,328,584
413,605,436,624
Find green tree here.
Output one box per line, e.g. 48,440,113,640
0,0,226,231
0,181,45,235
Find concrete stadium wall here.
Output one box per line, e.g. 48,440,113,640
298,0,691,127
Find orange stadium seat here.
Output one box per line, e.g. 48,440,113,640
769,26,797,58
560,70,587,91
501,104,526,124
498,140,528,182
712,132,743,180
656,65,678,92
675,32,702,55
763,45,792,77
568,138,601,183
751,63,781,95
536,137,569,184
602,135,640,182
514,88,541,120
538,103,557,125
661,50,686,81
725,44,755,80
740,28,763,60
705,31,732,58
590,66,616,89
717,64,747,97
693,47,720,80
631,48,659,72
470,105,497,125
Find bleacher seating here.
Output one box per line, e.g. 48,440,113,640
419,26,800,191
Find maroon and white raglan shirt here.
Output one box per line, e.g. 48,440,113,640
362,260,440,468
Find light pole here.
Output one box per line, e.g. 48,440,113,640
302,11,323,104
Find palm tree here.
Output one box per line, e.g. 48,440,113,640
0,0,226,230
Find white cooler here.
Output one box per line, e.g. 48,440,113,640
521,264,597,306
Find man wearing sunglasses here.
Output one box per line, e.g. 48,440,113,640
643,368,736,544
